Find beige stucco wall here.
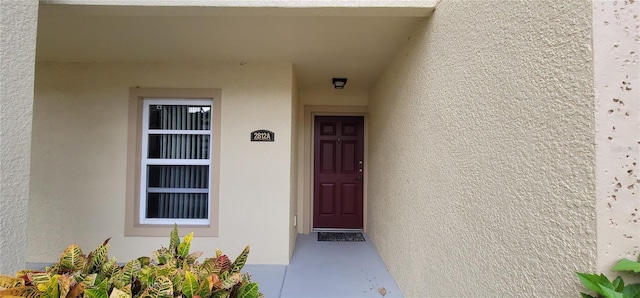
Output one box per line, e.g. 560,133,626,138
300,89,368,107
289,72,299,258
368,1,595,296
29,62,295,264
594,0,640,277
0,0,38,275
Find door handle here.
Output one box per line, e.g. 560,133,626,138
356,175,363,181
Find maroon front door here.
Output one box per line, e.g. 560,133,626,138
313,116,364,229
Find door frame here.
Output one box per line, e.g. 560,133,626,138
301,105,368,234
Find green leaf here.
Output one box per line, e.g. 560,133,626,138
109,287,131,298
43,274,60,298
139,276,172,298
170,224,180,254
58,274,72,298
177,232,194,258
236,282,259,298
137,256,151,268
139,267,154,287
185,251,204,266
613,276,625,292
102,257,120,278
82,273,98,287
212,290,231,298
88,239,111,274
612,258,640,273
120,283,133,297
0,286,40,298
84,289,108,298
230,246,250,275
623,284,640,298
182,271,199,298
580,293,596,298
153,276,174,298
201,258,220,275
198,277,211,298
30,272,52,288
0,275,25,288
221,273,242,290
84,280,109,298
120,259,142,285
59,244,84,271
172,272,184,295
599,285,624,298
577,272,612,295
152,248,171,265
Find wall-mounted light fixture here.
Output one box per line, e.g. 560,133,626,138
332,78,348,89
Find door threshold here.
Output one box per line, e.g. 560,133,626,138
313,228,364,233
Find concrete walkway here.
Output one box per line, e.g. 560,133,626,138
245,233,403,298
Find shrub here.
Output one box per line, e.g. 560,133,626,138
577,255,640,298
0,226,262,298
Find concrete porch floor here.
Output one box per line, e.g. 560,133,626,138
245,233,403,298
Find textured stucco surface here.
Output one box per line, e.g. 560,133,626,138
289,72,299,259
29,62,295,264
594,0,640,276
368,1,595,296
0,0,38,275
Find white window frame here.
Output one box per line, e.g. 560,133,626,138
139,98,213,225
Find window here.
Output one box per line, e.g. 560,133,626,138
126,88,221,236
140,99,212,225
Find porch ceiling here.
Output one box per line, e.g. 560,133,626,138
36,3,434,91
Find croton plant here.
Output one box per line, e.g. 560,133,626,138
0,226,261,298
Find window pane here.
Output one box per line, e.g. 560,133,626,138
141,99,215,224
147,165,209,188
146,193,208,219
148,134,210,159
149,105,211,130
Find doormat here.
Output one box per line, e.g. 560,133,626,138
317,232,365,242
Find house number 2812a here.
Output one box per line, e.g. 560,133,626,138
250,130,275,142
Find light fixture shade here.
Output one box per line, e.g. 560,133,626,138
332,78,347,89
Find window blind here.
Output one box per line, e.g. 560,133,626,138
142,102,212,222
